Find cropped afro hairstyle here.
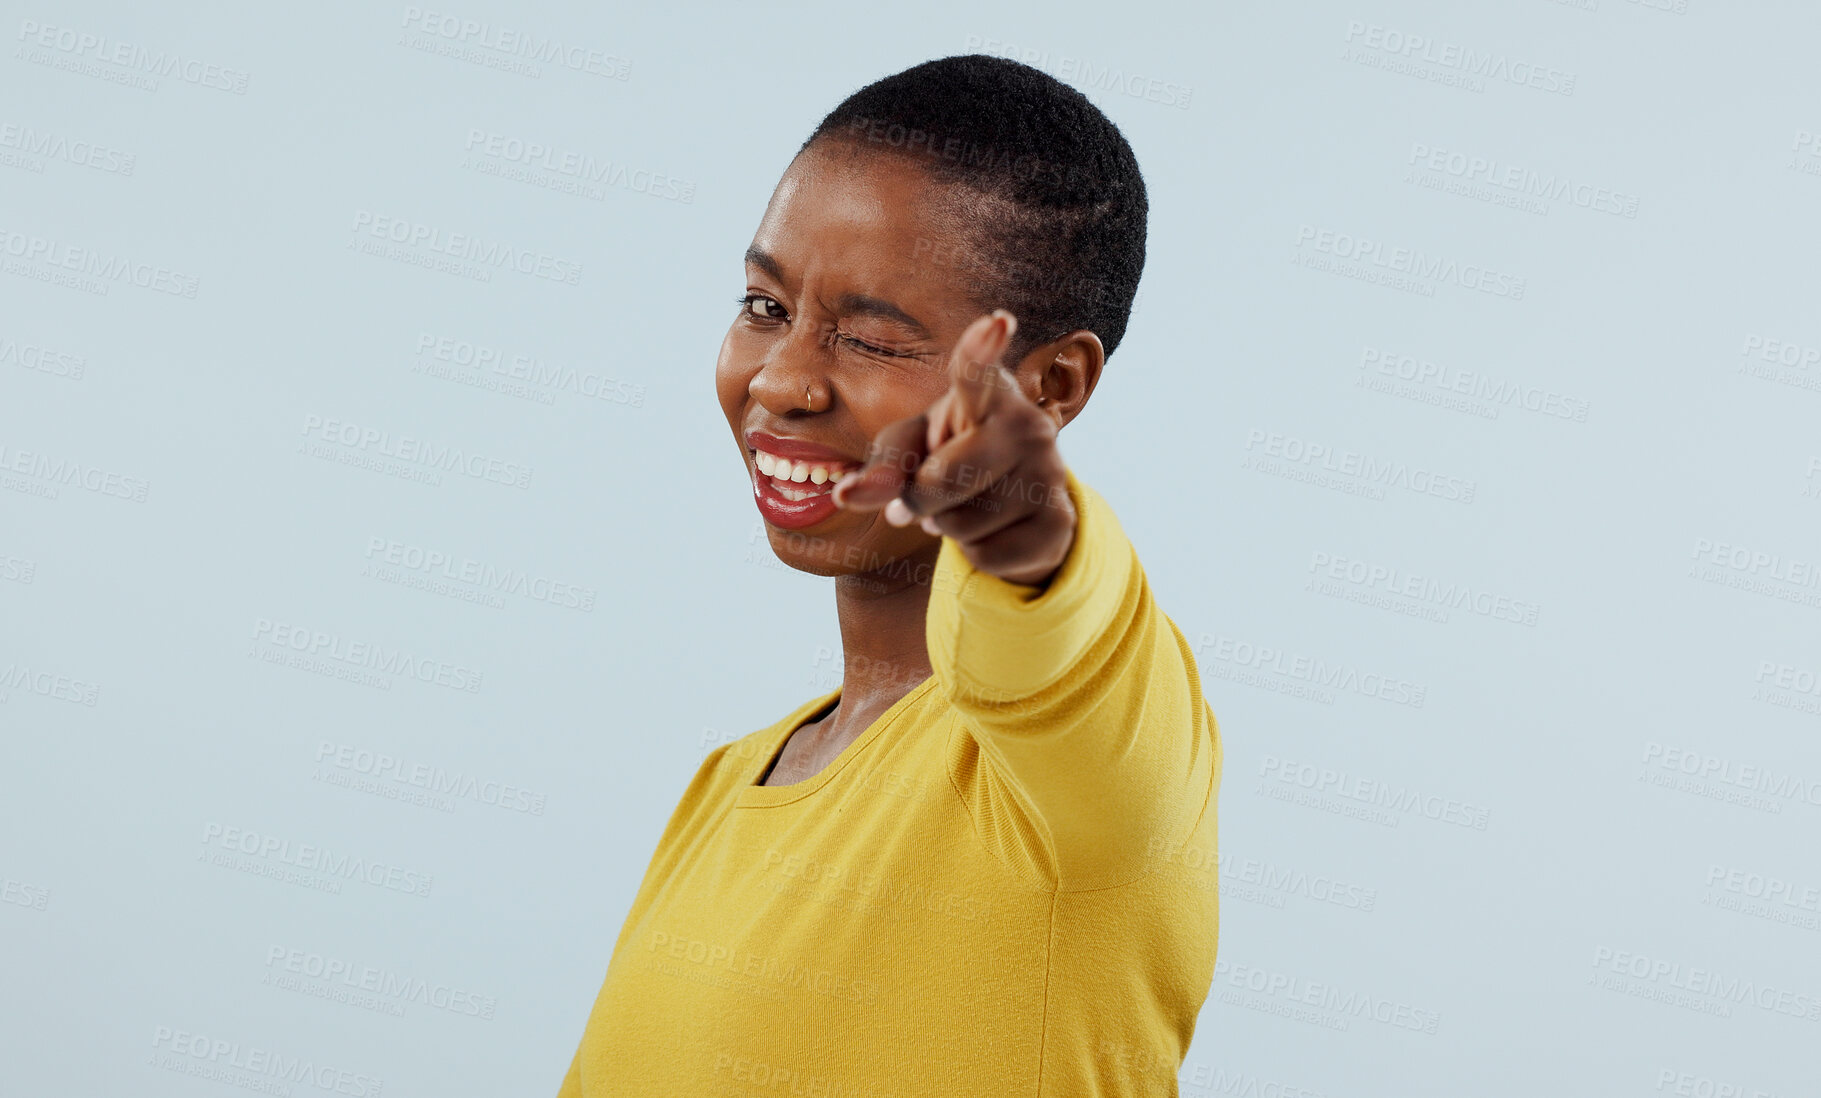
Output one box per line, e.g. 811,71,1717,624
799,54,1147,362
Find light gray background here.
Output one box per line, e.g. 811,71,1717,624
3,1,1817,1095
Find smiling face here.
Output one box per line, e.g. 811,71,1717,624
718,138,1054,581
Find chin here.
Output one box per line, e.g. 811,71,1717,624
762,527,940,590
771,547,848,579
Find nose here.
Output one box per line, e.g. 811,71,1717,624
748,325,833,416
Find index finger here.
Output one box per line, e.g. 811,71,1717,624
948,309,1018,428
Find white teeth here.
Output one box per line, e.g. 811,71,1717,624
753,448,853,489
777,485,818,501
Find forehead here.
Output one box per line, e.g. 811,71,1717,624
750,141,976,289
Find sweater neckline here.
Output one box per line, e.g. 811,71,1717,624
735,676,938,808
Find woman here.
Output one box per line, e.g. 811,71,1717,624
558,54,1222,1096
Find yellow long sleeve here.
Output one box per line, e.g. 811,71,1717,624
926,465,1220,892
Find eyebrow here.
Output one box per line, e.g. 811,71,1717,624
745,245,931,339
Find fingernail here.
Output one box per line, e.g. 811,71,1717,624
920,516,941,536
885,498,912,526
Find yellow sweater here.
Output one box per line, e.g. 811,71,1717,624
558,469,1223,1096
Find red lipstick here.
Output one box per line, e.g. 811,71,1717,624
743,430,863,531
744,430,859,464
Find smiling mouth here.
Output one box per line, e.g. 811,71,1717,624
750,447,860,499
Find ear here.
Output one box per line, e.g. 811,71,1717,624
1013,329,1105,428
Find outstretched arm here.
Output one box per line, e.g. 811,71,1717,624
834,311,1219,891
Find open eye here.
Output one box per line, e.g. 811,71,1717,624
737,293,788,320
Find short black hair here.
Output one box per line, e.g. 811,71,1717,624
799,54,1147,362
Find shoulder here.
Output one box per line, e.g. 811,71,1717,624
699,727,776,780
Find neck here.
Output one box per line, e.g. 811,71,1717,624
824,542,941,728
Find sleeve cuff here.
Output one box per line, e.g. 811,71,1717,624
926,466,1129,701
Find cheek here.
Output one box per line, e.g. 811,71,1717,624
715,329,752,419
839,372,948,438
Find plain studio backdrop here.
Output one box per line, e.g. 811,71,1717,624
3,1,1817,1094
